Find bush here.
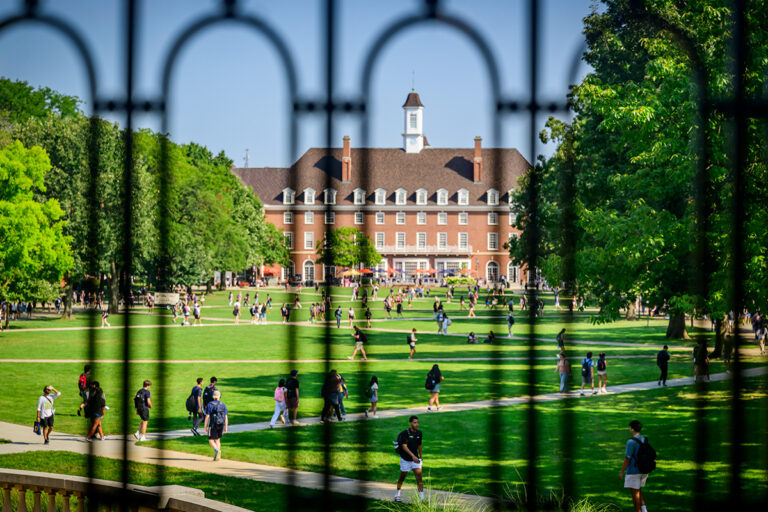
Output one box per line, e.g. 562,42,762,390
445,277,476,286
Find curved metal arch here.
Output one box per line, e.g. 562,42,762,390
0,13,99,108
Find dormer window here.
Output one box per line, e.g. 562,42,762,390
507,189,514,204
416,188,427,206
283,188,295,205
324,188,336,205
487,189,499,206
395,188,407,206
353,188,366,205
457,189,469,206
375,188,387,205
304,188,315,205
436,188,448,205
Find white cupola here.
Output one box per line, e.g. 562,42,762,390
402,90,424,153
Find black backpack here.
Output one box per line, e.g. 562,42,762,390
209,402,226,427
631,437,657,474
581,359,591,378
185,389,198,412
203,385,215,406
425,373,435,390
133,388,147,411
597,358,606,371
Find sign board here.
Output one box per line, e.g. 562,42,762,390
154,292,179,305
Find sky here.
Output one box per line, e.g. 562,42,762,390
0,0,595,167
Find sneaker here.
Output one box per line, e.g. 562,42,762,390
372,415,379,418
133,432,140,440
44,439,49,445
86,437,93,442
139,435,147,442
592,391,598,395
579,391,584,396
427,407,432,412
347,356,353,360
77,409,81,416
279,415,285,425
213,450,219,461
98,435,106,441
394,496,402,502
365,410,369,418
191,428,198,436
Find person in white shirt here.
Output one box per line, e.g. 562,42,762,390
36,386,61,444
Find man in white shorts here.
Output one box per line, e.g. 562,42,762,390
394,415,423,502
619,420,652,512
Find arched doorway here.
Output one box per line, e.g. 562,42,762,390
486,261,499,282
282,261,295,280
303,260,315,284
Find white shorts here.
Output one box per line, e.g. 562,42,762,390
400,458,422,472
624,473,648,489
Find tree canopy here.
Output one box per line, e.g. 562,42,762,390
316,227,382,270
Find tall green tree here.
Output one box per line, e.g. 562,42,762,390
316,227,382,269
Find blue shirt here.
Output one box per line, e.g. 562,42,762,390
625,434,646,475
204,400,228,418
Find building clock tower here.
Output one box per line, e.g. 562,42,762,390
402,90,424,153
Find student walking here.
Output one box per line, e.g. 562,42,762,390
337,373,349,417
85,381,106,441
349,325,368,360
204,390,228,461
186,378,204,435
556,328,566,353
407,328,417,359
133,380,152,441
656,345,670,386
269,378,287,427
507,313,515,336
426,364,444,411
321,370,343,422
596,353,608,393
285,370,301,425
580,352,596,395
36,386,61,444
394,415,424,502
619,420,656,512
77,365,91,416
202,377,218,410
100,304,110,328
555,353,571,392
348,306,356,327
281,304,290,324
335,306,343,328
365,375,379,418
365,307,372,328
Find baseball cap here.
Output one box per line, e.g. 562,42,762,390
290,369,299,376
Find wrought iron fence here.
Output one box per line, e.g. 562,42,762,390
0,0,766,510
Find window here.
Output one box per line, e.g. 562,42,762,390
436,189,448,205
417,232,427,249
354,188,365,205
508,189,515,204
375,189,386,205
509,212,517,225
508,232,519,241
396,232,406,249
409,112,417,129
487,232,498,250
396,212,406,225
283,211,293,224
375,212,385,225
375,232,385,249
324,189,336,205
458,212,468,225
458,189,469,206
417,212,426,225
304,188,315,204
284,232,294,249
396,188,407,205
437,232,447,249
488,212,498,225
458,232,469,249
437,212,447,225
325,212,335,224
354,211,364,225
305,212,314,224
304,232,314,250
283,188,295,205
416,189,427,205
487,189,499,206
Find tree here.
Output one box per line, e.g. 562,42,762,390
316,227,382,269
0,141,73,320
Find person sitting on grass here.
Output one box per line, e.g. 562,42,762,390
483,331,496,344
467,332,479,344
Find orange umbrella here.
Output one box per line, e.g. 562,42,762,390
458,268,472,274
412,269,428,274
426,268,438,274
359,269,373,274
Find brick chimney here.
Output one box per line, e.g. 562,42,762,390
342,135,352,182
473,136,483,183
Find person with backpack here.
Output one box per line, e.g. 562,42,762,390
656,345,670,386
133,380,152,441
394,415,424,502
320,370,343,422
186,377,204,435
365,375,379,418
507,313,515,337
619,420,656,512
596,353,608,393
348,325,368,360
77,365,91,416
407,328,418,359
202,377,218,410
335,306,343,328
580,352,596,396
85,381,106,441
285,369,301,425
36,385,61,444
426,365,444,411
204,390,228,461
556,328,566,354
269,378,287,427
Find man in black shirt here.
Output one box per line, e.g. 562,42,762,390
394,415,424,502
348,325,368,360
656,345,671,386
285,369,301,425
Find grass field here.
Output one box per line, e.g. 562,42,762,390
2,285,766,511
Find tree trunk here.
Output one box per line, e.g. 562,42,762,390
205,278,213,295
625,298,637,321
666,313,691,339
710,316,727,358
109,261,120,314
63,281,73,319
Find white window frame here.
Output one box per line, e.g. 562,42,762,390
458,188,469,206
396,232,406,249
437,212,447,225
437,232,448,249
396,212,406,225
353,188,366,205
417,232,427,249
416,212,426,225
324,188,336,205
509,212,517,225
458,212,468,225
304,188,315,205
508,232,519,241
325,211,335,225
375,212,385,225
487,232,498,250
436,188,448,206
283,211,293,224
305,211,314,225
395,188,407,206
304,231,314,250
354,211,364,225
416,188,427,205
409,112,417,129
487,189,499,206
283,188,295,205
375,188,387,205
284,232,294,249
375,232,385,249
488,212,498,225
458,232,468,249
508,189,515,204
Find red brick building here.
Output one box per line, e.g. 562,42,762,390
232,91,530,284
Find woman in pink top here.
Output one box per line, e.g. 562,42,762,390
269,379,287,427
